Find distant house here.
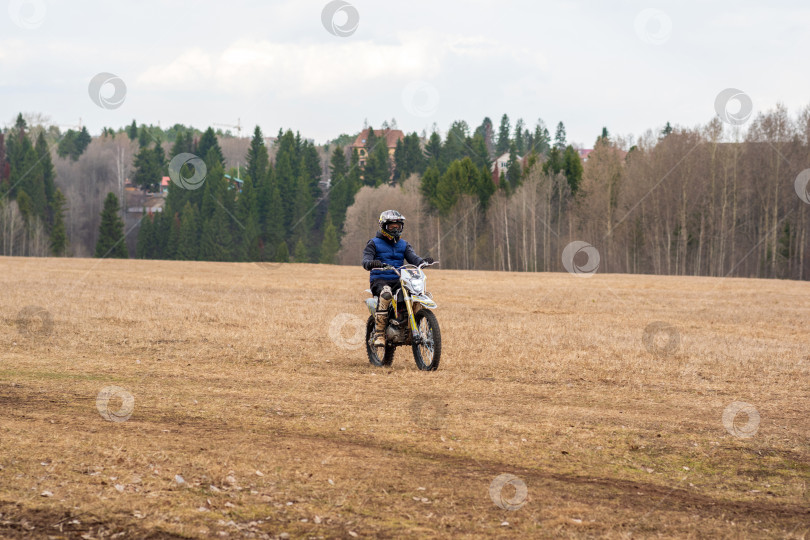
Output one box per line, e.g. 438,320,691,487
125,187,165,215
490,152,530,185
351,128,405,169
491,152,516,178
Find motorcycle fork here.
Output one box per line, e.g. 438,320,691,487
400,282,420,342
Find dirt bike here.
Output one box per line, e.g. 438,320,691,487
364,261,441,371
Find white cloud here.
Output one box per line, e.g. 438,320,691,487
138,35,443,98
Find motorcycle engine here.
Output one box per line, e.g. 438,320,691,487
385,325,405,344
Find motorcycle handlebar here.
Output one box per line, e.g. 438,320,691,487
380,261,439,273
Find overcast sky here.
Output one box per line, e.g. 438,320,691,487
2,0,809,147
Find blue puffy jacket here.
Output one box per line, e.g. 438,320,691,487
362,232,424,283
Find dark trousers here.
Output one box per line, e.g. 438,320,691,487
370,278,401,299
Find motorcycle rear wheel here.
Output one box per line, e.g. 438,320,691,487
366,315,395,367
412,309,441,371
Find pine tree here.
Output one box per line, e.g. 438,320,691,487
138,125,151,148
543,146,563,176
554,122,567,149
424,132,442,167
75,127,92,155
132,143,164,192
263,183,285,259
152,212,171,259
506,142,522,191
365,141,390,186
35,132,55,208
404,132,427,175
274,150,295,230
392,138,405,182
275,241,289,262
198,200,233,261
475,116,494,156
95,192,128,258
475,165,496,210
171,129,192,156
562,145,584,195
166,212,181,259
496,114,511,155
514,118,526,155
57,130,78,160
16,190,33,222
136,214,152,258
294,238,308,262
49,188,67,255
661,122,673,137
198,128,224,168
246,126,269,187
319,218,339,264
470,132,491,170
176,202,199,260
329,145,348,180
198,167,233,261
291,168,314,248
302,142,322,186
236,175,260,261
420,165,441,210
327,173,348,230
532,119,550,155
127,120,138,141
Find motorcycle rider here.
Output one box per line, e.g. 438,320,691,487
362,210,434,347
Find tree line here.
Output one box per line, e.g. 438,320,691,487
0,114,67,257
339,106,809,281
4,107,808,281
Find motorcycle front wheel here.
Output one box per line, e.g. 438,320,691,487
366,315,395,367
412,309,441,371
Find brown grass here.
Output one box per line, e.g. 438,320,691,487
1,257,808,539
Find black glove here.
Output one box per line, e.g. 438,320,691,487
423,257,435,265
369,260,385,269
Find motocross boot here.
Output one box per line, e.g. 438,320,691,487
374,286,393,347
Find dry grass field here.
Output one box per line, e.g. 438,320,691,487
1,257,808,539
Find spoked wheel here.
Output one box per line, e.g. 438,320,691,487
366,315,395,367
412,309,441,371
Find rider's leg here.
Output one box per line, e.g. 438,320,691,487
373,285,393,347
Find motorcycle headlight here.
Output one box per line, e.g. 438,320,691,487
410,278,424,294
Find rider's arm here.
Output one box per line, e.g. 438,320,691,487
361,239,378,270
403,242,425,266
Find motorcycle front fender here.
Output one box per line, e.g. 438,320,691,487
411,294,437,309
365,297,377,316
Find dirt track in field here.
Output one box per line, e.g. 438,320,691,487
1,257,808,538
